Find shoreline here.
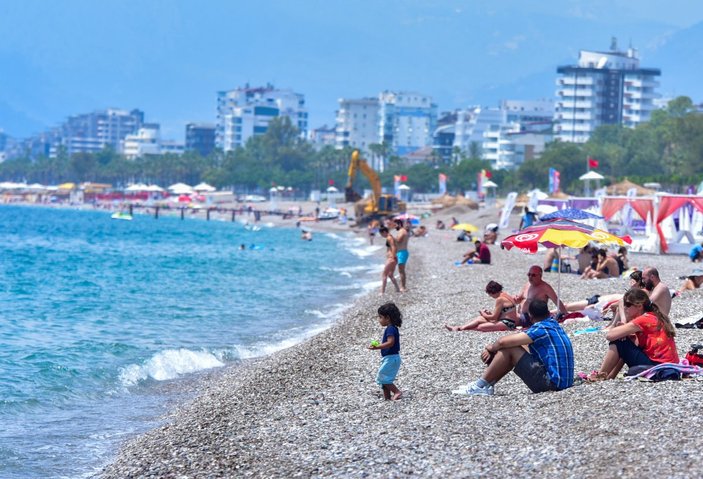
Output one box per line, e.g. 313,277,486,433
101,206,703,477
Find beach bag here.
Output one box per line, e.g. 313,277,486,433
685,344,703,367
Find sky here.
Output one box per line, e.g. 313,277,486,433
2,0,703,141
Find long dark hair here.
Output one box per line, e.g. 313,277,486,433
378,302,402,327
623,288,675,337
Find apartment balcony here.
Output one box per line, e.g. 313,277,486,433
557,88,594,98
558,123,593,133
625,78,660,89
556,77,594,86
559,100,593,109
557,112,593,121
556,132,589,143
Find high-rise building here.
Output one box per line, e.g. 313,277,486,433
432,112,457,165
554,39,660,143
61,108,144,155
378,91,437,157
216,84,307,151
185,123,215,157
334,97,380,153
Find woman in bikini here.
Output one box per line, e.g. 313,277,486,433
445,280,519,332
379,226,401,295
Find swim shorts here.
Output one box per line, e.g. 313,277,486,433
513,352,557,393
396,250,409,265
376,354,401,385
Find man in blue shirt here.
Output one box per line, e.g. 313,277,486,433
453,299,574,396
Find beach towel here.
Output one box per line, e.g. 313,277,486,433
623,361,703,381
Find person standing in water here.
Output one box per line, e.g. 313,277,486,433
394,219,410,292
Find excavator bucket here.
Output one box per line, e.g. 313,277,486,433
345,186,361,203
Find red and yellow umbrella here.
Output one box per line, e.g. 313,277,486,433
501,219,630,254
501,219,631,304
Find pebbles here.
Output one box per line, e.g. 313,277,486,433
102,213,703,478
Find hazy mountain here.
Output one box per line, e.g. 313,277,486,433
0,2,701,139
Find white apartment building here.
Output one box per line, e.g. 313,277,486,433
309,125,337,150
453,106,505,153
122,125,161,159
216,84,308,151
61,108,144,156
378,91,437,157
503,100,554,131
334,97,379,153
555,40,660,143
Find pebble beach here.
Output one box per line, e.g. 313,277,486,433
101,206,703,478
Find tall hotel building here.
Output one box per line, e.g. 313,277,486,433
378,91,437,157
61,108,144,156
554,41,660,143
216,85,308,151
334,97,380,153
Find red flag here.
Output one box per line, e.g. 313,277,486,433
485,170,493,179
400,175,408,182
328,179,334,185
588,157,599,169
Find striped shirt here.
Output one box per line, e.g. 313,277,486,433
525,317,574,390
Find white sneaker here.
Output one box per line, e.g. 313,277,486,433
452,381,494,396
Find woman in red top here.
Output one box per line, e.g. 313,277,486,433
591,288,678,380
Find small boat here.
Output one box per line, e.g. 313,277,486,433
111,212,133,221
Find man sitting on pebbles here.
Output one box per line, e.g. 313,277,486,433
453,300,574,396
514,265,567,325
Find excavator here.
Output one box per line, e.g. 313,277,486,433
345,149,406,223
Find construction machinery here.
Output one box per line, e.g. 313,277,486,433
345,150,405,223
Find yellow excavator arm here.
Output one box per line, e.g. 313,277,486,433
345,150,405,222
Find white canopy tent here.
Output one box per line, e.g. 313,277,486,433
168,183,195,195
125,183,149,192
193,182,216,193
579,171,604,196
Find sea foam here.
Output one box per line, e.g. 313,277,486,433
119,349,224,386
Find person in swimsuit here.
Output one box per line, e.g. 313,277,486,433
514,265,567,326
379,226,401,295
445,281,519,332
394,219,410,292
581,249,619,279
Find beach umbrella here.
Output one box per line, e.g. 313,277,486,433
502,219,630,253
451,223,479,232
501,219,631,303
168,183,195,195
178,194,191,202
194,182,216,192
540,208,603,221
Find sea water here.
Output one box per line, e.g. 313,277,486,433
0,206,381,478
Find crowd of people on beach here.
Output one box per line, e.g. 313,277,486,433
367,213,703,401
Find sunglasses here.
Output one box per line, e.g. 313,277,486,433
623,302,640,308
527,273,539,277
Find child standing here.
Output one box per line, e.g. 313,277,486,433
369,302,403,400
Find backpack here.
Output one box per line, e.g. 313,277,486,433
685,344,703,367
